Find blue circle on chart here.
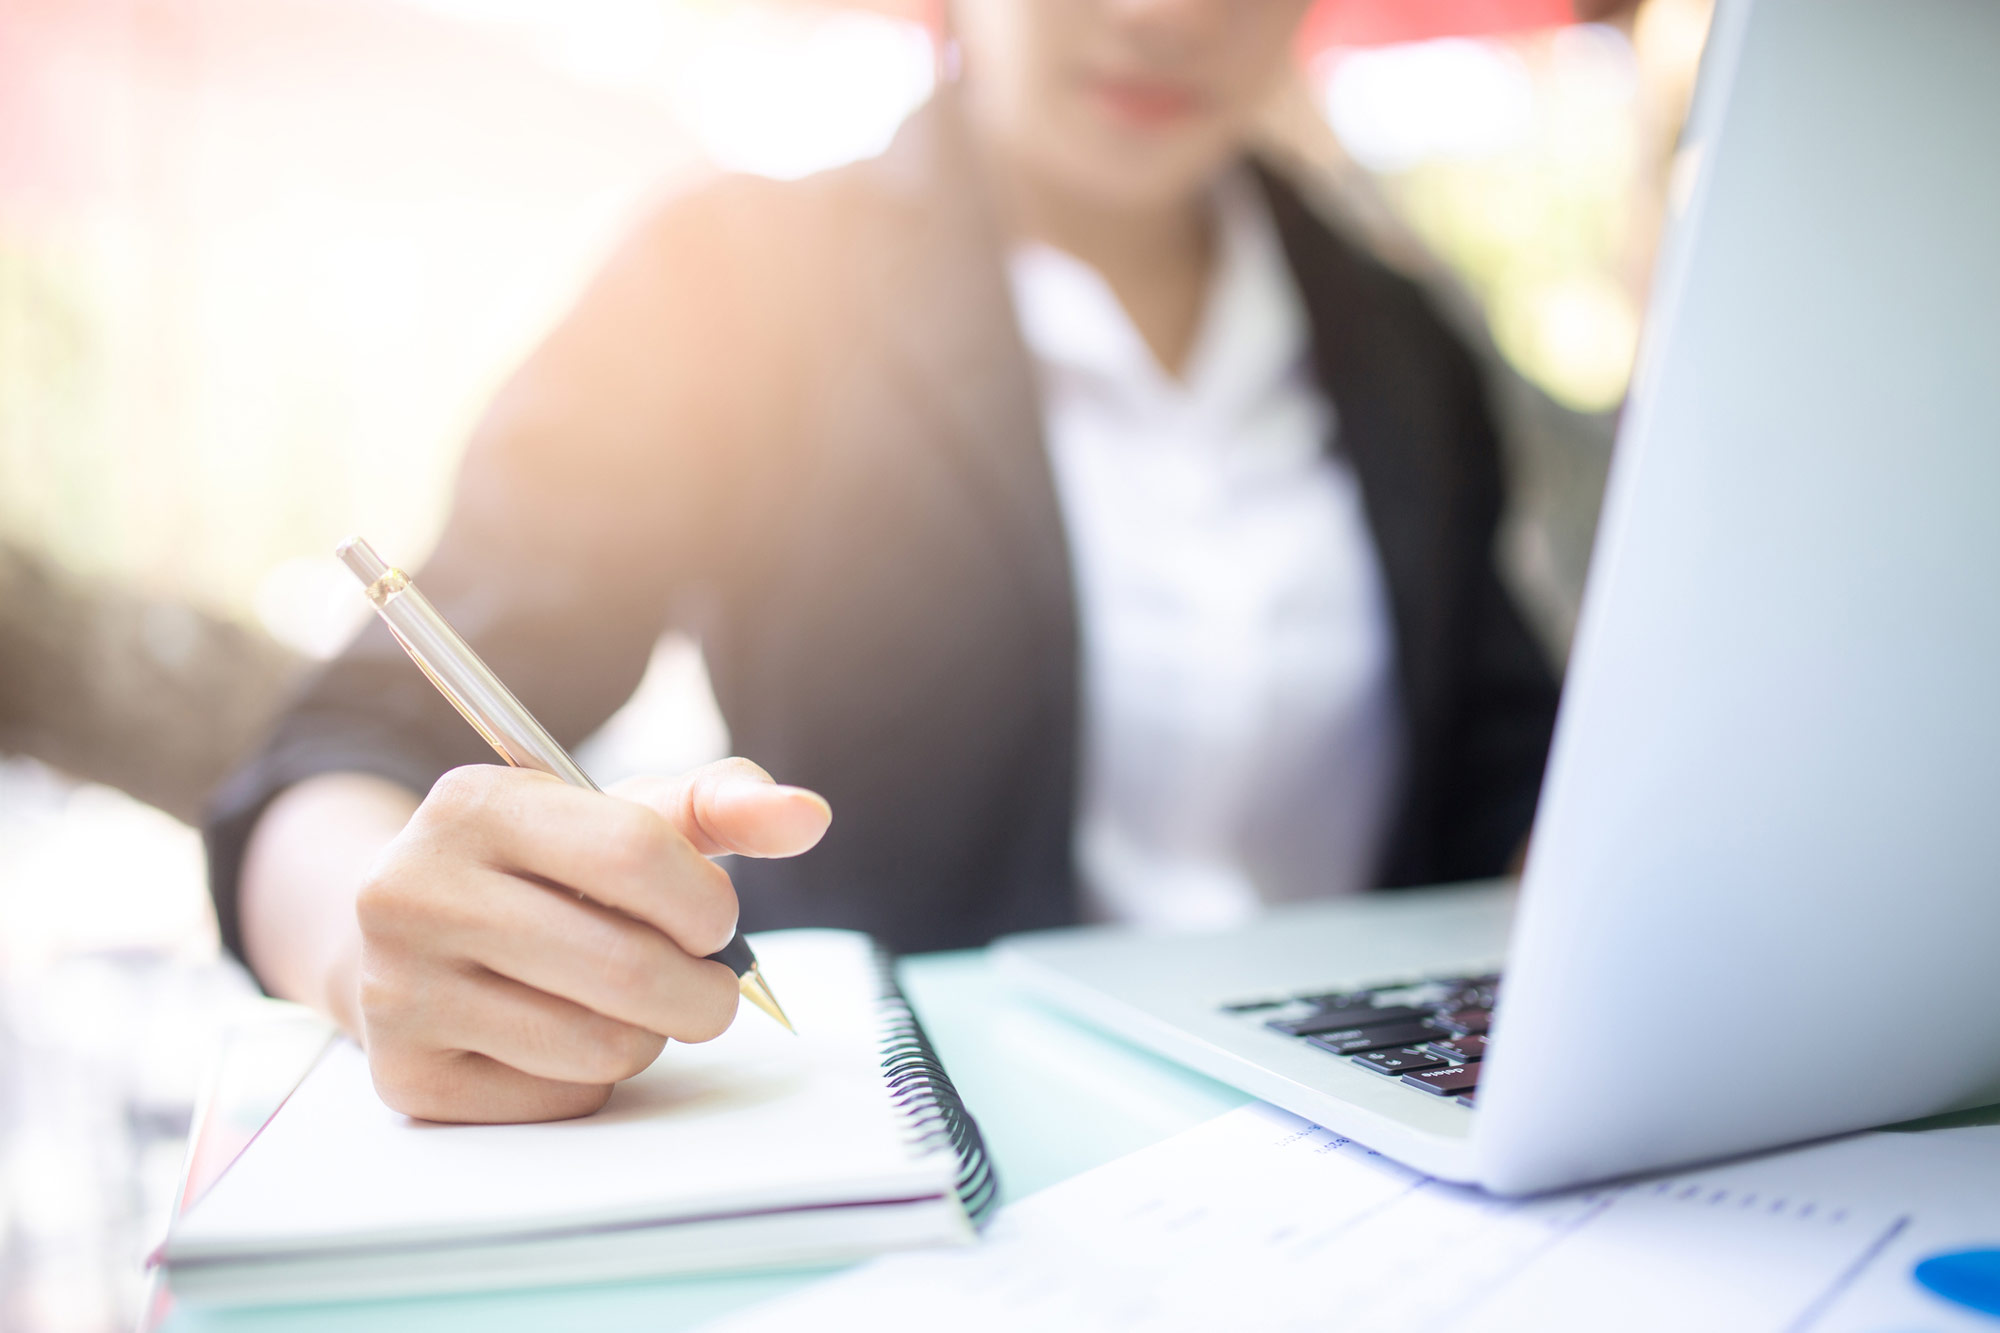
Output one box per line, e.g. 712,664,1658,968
1914,1250,2000,1318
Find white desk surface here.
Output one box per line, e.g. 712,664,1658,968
161,949,1252,1332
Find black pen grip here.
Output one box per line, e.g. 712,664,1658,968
705,931,756,977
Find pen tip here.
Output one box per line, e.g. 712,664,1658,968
738,966,796,1035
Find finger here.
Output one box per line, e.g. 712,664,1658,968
613,758,832,859
415,965,671,1087
369,1048,613,1125
449,877,741,1043
417,765,739,958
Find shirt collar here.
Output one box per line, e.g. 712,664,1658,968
1006,169,1312,425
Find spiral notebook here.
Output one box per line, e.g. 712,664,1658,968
159,930,996,1306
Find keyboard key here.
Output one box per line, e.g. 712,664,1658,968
1266,1005,1430,1037
1350,1047,1448,1077
1291,991,1368,1008
1305,1021,1447,1055
1432,1009,1491,1036
1420,1035,1487,1063
1402,1063,1481,1096
1219,997,1286,1013
1456,1092,1478,1108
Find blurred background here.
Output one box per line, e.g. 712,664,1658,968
0,0,1709,1326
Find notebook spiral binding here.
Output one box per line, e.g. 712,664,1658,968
872,950,1000,1228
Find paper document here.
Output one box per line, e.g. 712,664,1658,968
708,1103,2000,1332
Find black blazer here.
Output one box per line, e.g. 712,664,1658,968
207,96,1560,963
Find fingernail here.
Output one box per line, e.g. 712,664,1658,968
779,786,832,815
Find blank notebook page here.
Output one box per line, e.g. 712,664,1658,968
168,931,958,1260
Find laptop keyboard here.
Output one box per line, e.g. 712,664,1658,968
1221,973,1500,1108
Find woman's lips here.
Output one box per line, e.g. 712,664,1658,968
1085,75,1205,129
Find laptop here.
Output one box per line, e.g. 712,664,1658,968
995,0,2000,1196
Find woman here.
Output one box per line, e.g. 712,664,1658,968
210,0,1559,1124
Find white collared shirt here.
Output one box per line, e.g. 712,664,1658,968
1008,175,1404,930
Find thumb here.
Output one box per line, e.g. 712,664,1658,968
612,758,831,859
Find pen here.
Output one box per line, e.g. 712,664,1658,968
334,536,794,1034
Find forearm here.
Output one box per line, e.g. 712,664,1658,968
239,772,422,1036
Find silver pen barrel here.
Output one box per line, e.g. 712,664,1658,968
335,537,596,791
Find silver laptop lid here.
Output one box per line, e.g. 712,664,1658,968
1475,0,2000,1193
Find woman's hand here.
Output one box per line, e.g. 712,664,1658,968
244,758,829,1125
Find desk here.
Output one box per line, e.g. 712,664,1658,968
163,949,1250,1332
